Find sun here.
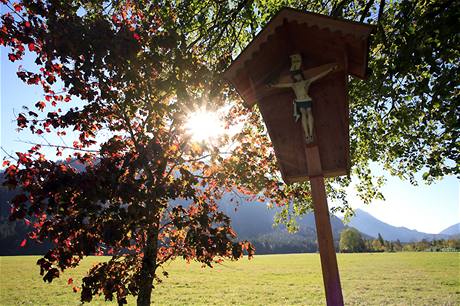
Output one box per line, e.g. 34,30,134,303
185,109,225,142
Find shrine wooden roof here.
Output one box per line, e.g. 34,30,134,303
224,8,374,108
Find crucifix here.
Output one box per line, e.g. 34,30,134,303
268,54,339,143
224,8,374,306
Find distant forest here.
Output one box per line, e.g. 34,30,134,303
339,228,460,253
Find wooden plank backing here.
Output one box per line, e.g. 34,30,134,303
239,22,350,182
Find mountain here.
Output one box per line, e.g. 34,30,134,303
217,193,345,238
216,194,351,253
347,209,451,242
439,223,460,236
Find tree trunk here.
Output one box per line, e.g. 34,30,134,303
137,226,159,306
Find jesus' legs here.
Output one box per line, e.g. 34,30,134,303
299,108,314,143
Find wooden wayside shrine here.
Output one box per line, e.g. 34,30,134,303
224,8,373,306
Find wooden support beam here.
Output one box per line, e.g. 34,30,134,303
306,145,344,306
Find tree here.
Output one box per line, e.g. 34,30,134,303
371,239,383,252
249,0,460,224
378,233,385,246
446,239,460,250
1,0,458,304
393,239,403,252
1,1,268,305
339,228,365,253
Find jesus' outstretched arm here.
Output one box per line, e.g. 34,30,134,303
308,64,339,83
268,82,295,88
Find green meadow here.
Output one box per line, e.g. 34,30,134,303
0,253,459,305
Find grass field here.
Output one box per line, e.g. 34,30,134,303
0,252,459,305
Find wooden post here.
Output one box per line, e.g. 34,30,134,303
306,145,344,306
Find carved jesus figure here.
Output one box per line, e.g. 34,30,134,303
269,54,338,143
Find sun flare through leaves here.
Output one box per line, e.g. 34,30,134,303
185,109,225,142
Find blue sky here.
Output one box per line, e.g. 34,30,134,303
344,170,458,234
1,47,459,235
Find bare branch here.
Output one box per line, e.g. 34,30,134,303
1,147,18,161
16,140,99,153
4,2,27,22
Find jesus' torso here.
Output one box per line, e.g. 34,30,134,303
291,80,313,101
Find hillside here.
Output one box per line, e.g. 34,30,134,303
0,184,53,255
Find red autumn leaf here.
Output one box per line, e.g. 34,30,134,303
16,152,31,164
68,278,73,285
13,3,22,12
28,43,35,51
20,239,27,247
27,75,40,85
47,75,56,83
35,101,46,110
5,164,17,175
2,160,10,167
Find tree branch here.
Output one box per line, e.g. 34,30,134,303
330,0,352,17
377,0,386,24
1,147,18,161
359,0,375,23
201,0,249,53
16,140,99,153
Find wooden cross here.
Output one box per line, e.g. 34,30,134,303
224,8,374,306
